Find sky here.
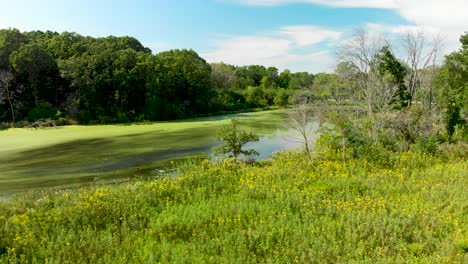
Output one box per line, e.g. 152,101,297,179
0,0,466,73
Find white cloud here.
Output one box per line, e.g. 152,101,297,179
234,0,396,8
365,23,439,38
365,1,468,53
280,26,342,47
232,0,468,53
396,0,466,28
202,35,292,67
201,26,341,72
394,0,468,52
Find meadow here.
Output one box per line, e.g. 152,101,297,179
0,150,466,263
0,110,287,194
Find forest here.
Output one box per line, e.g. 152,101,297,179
0,28,466,142
0,28,319,125
0,28,465,138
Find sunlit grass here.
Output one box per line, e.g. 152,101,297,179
0,151,466,262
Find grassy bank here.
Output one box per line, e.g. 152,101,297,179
0,110,287,194
0,151,467,263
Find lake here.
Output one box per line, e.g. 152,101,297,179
0,109,319,194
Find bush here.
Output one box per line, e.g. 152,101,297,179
116,112,129,123
0,122,14,130
412,134,441,155
99,116,116,124
437,142,468,160
56,117,78,126
27,102,57,121
445,102,464,142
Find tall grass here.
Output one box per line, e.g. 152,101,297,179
0,151,467,263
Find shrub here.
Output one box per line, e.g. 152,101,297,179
213,118,259,159
56,117,78,126
27,101,57,121
437,141,468,160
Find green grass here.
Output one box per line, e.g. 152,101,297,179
0,151,466,263
0,110,288,194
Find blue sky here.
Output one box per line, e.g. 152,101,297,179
0,0,466,73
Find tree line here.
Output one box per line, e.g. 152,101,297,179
0,28,466,137
0,29,323,125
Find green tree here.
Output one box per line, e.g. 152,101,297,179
10,43,58,108
278,69,291,88
112,49,148,115
46,32,85,59
274,89,290,107
260,76,272,89
210,62,237,90
436,33,468,140
146,49,212,118
289,72,314,90
266,66,279,84
375,46,410,108
57,36,151,121
445,102,463,142
312,73,341,99
334,62,359,100
214,118,259,158
244,86,266,106
0,28,27,70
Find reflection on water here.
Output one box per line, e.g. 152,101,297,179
211,121,320,161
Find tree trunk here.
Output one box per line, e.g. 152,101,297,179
6,88,15,123
304,137,311,159
342,135,347,164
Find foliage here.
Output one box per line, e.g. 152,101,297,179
214,118,259,158
436,33,468,141
147,49,213,117
382,106,438,151
0,28,325,124
273,89,289,107
375,46,410,108
288,72,314,90
210,62,237,90
0,28,27,70
0,150,466,263
243,86,269,106
27,101,57,121
445,102,464,142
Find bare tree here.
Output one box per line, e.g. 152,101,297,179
284,101,320,159
338,29,401,145
402,30,442,106
0,70,24,123
338,28,391,117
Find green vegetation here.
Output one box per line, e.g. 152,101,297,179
0,110,287,194
214,118,259,158
0,28,467,263
0,149,466,262
0,29,320,126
